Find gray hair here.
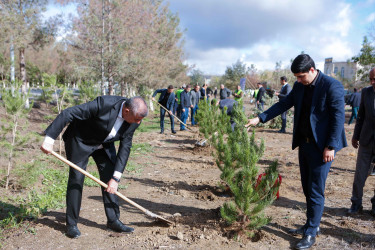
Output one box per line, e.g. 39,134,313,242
124,96,148,117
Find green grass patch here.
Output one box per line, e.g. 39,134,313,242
136,117,160,133
125,161,143,175
131,143,153,156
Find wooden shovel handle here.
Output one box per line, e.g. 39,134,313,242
50,151,152,215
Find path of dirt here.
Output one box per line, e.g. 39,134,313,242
1,103,375,249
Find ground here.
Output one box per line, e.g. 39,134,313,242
1,101,375,249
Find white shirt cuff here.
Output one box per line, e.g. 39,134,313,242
44,136,55,145
113,171,122,179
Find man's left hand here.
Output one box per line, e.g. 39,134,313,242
323,147,335,163
105,179,119,194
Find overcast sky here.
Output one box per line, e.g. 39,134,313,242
168,0,375,75
45,0,375,75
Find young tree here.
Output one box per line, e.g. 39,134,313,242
222,60,249,90
352,36,375,82
0,82,33,189
189,69,205,86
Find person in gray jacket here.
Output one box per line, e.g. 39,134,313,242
190,85,201,125
348,67,375,216
275,76,292,133
219,84,231,100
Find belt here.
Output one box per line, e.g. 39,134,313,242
302,137,314,143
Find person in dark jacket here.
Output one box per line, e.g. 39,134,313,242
152,85,176,134
348,67,375,216
275,76,292,133
256,82,266,111
40,96,148,238
246,54,347,250
180,85,192,131
218,98,238,131
219,84,231,100
347,88,361,125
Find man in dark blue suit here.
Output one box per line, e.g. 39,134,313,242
41,96,148,238
246,54,347,249
152,85,176,134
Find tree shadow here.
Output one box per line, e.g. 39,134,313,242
154,154,214,165
36,211,107,234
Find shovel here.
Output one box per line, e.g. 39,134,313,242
50,150,173,225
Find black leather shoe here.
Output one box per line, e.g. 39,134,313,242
347,204,363,215
160,130,164,134
66,225,81,238
295,235,316,249
288,226,320,236
107,220,134,233
171,130,177,134
278,129,286,133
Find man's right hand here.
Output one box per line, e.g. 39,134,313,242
182,108,185,112
352,138,359,149
152,97,155,101
245,117,260,130
40,141,53,154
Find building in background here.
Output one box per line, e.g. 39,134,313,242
324,57,359,82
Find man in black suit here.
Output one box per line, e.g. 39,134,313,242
246,54,347,249
152,85,176,134
256,82,266,111
275,76,292,133
348,67,375,215
41,96,148,238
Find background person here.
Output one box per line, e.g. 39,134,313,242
347,88,361,125
256,82,266,111
180,85,192,131
219,84,231,100
152,85,176,134
275,76,292,133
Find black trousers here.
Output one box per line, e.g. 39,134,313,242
66,148,120,226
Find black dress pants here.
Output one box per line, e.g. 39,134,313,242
66,149,120,226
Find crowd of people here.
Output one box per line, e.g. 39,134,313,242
39,53,375,250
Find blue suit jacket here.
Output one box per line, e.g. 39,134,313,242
259,71,347,152
152,89,175,110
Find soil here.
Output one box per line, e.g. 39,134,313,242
1,101,375,249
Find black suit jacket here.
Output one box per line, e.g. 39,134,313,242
256,87,266,103
44,96,140,173
353,86,375,146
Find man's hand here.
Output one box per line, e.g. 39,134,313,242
152,97,155,101
275,92,280,96
105,179,119,194
40,142,53,154
323,147,335,163
245,117,260,130
168,110,172,115
352,138,359,149
182,108,185,112
256,100,259,105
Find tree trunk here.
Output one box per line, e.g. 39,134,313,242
19,47,30,108
5,116,18,189
120,81,125,96
101,0,106,95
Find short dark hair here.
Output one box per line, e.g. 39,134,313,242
353,88,357,92
280,76,287,82
186,84,191,89
168,85,174,89
291,54,316,74
124,96,148,117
